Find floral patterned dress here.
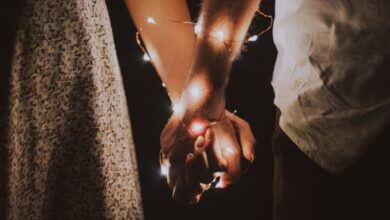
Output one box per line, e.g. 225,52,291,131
0,0,143,219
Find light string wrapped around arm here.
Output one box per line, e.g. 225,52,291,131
135,6,273,69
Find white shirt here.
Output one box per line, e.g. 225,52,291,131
272,0,390,173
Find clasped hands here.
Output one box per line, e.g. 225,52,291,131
160,84,256,204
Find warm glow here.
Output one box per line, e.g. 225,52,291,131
194,24,202,35
225,146,235,155
207,24,231,49
189,85,201,100
161,160,170,177
147,16,156,24
248,35,258,42
215,30,225,41
172,103,184,114
213,172,225,188
143,53,150,61
186,78,209,103
188,119,208,137
213,171,224,178
215,179,224,188
191,122,205,134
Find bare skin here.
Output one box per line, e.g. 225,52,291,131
125,0,260,203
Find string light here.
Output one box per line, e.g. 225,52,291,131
189,85,202,100
215,178,224,188
215,30,225,42
194,23,202,34
188,118,208,137
212,172,225,189
246,9,274,43
172,103,184,114
192,123,204,133
143,53,151,61
248,35,258,42
225,147,235,155
147,16,156,24
135,7,273,68
161,160,170,177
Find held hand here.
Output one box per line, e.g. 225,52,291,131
160,111,256,204
207,111,256,187
160,116,215,204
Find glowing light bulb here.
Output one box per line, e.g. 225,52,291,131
193,123,203,133
215,30,225,41
215,179,224,188
147,16,156,24
248,35,258,42
143,53,150,61
194,24,202,34
212,172,225,188
189,86,201,100
225,147,235,155
188,119,208,137
172,103,184,114
161,160,170,177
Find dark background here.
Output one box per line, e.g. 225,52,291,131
106,1,277,219
1,1,277,219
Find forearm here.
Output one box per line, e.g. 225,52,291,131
124,0,196,103
182,0,261,119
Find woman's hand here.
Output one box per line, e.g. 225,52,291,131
160,115,215,204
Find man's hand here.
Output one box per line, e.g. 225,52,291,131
210,111,256,187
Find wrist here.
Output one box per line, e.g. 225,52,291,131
181,78,226,117
179,104,226,138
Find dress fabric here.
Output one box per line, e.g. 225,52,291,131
0,0,143,219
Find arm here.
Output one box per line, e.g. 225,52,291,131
124,0,196,103
181,0,261,120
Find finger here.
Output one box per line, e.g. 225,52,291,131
229,114,256,163
207,131,228,172
194,136,209,170
194,136,206,153
172,153,197,203
207,129,228,171
167,139,192,189
219,132,242,184
185,153,205,204
209,121,242,184
167,162,178,189
205,128,214,145
172,168,187,202
193,135,214,183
